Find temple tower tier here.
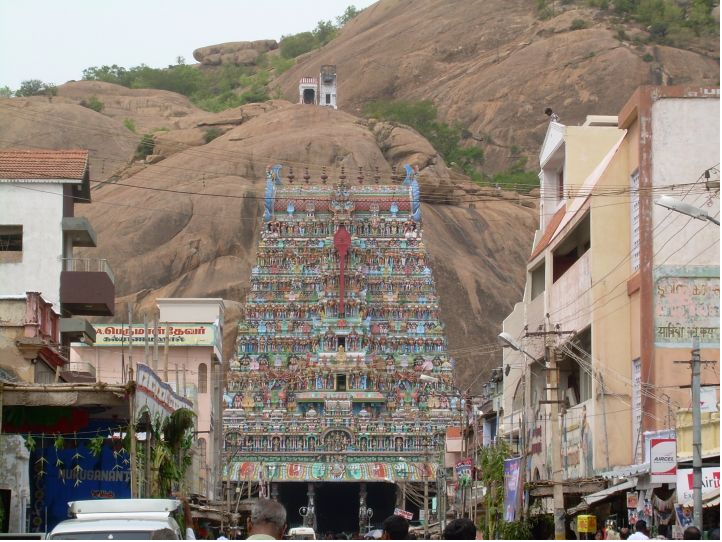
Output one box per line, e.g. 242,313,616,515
224,164,456,534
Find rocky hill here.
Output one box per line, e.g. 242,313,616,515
0,0,718,389
276,0,719,171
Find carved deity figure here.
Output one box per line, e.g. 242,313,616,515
336,344,347,364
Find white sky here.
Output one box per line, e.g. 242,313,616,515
0,0,376,90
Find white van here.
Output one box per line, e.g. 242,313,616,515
46,499,183,540
288,526,316,540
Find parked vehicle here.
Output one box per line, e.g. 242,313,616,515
288,526,316,540
46,499,183,540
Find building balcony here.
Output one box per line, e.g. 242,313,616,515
60,317,96,345
60,258,115,316
62,217,97,248
549,250,591,332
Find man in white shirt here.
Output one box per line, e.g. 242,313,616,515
628,519,650,540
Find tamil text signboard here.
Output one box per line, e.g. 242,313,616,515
91,323,217,347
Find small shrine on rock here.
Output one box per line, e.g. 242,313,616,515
223,164,457,534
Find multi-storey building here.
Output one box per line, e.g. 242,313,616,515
501,86,719,535
70,297,225,501
0,149,117,532
223,165,456,535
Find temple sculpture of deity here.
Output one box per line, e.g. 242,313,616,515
223,164,458,535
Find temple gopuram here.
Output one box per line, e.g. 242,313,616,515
223,164,458,535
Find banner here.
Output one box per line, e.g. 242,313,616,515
700,387,718,413
29,421,131,533
91,323,217,347
650,438,677,483
135,363,193,423
676,467,720,504
503,457,521,522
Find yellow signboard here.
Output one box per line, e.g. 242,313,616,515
577,515,597,534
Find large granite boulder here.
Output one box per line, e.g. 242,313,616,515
193,40,278,66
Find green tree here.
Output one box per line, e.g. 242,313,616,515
82,64,130,86
313,19,338,45
280,31,319,59
80,95,104,112
15,79,55,97
477,441,511,540
336,5,360,26
0,86,12,98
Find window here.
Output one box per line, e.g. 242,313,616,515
34,360,55,384
530,263,545,299
557,169,564,200
198,363,207,394
325,93,331,104
0,226,22,251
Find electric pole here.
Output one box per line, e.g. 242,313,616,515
675,337,717,530
524,327,570,540
549,346,565,540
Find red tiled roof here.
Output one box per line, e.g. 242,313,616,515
0,149,89,180
529,205,566,261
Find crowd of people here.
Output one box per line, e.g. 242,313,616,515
175,498,479,540
176,499,717,540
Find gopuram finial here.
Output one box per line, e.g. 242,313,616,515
321,166,328,184
287,166,295,184
374,166,381,184
391,165,398,183
357,166,364,185
339,166,346,185
304,167,310,184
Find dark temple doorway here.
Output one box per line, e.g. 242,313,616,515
276,482,397,537
303,88,316,104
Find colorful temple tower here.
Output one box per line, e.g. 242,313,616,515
223,165,457,535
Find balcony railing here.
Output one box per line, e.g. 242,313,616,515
61,257,115,285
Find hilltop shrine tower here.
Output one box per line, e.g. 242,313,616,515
298,65,338,109
223,165,457,535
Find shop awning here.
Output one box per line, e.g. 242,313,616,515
583,478,638,506
600,463,649,480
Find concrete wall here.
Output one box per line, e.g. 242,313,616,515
0,434,30,532
649,97,721,429
0,298,34,382
651,98,720,266
0,184,64,311
564,126,624,203
157,298,225,325
588,139,635,470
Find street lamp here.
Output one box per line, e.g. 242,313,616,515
498,332,535,358
655,195,720,225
